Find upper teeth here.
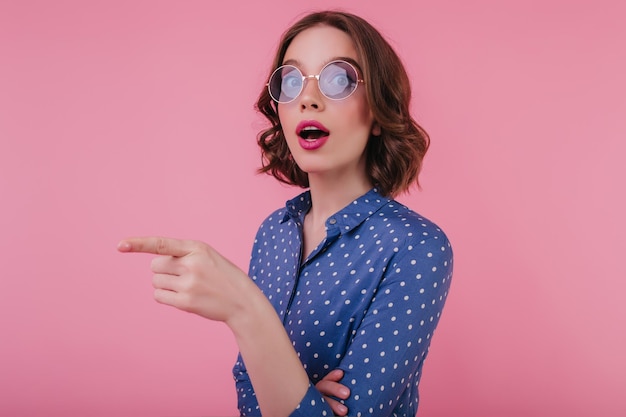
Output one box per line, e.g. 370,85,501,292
303,126,319,131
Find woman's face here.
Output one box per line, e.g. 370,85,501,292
278,25,375,184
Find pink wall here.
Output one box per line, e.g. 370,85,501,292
1,1,624,416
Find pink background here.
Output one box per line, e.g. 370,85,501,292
1,0,625,416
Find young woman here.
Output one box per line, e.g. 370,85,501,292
119,10,453,417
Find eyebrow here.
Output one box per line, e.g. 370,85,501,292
282,56,364,75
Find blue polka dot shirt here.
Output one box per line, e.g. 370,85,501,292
233,188,453,416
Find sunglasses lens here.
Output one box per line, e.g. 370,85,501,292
268,65,302,103
319,61,359,100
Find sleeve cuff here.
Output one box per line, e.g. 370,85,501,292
288,382,333,417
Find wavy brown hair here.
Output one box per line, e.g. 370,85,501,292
256,10,430,197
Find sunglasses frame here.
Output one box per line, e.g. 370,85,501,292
267,59,364,104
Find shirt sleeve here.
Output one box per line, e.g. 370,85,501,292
289,232,453,417
288,383,333,417
331,232,453,416
233,353,261,416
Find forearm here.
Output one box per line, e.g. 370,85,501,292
227,281,310,417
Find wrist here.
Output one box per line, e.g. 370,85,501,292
225,278,274,337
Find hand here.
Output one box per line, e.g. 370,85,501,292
118,237,250,323
315,369,350,416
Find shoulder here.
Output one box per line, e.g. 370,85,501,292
257,207,289,229
251,207,291,247
374,202,454,298
372,199,452,252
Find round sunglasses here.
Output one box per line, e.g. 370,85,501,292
267,60,364,104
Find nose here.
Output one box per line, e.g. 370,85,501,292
299,76,324,111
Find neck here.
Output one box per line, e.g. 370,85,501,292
306,172,372,227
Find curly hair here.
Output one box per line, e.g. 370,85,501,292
256,10,430,197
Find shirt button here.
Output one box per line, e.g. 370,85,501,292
328,218,337,225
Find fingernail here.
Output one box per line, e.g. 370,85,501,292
117,241,131,252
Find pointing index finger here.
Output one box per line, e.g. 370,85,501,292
117,237,196,257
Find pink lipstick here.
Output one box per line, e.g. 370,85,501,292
296,120,330,150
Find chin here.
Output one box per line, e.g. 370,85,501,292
292,156,327,173
294,164,323,175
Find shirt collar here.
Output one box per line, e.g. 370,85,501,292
281,188,391,235
282,191,313,224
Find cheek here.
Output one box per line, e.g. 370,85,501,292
276,105,285,127
277,104,296,125
351,105,375,132
349,94,375,128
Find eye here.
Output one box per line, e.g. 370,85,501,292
319,61,359,98
329,72,349,88
268,64,304,103
321,67,353,96
281,71,303,94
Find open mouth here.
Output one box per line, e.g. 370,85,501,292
298,126,330,140
296,121,330,141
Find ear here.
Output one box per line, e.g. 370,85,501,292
372,122,382,136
